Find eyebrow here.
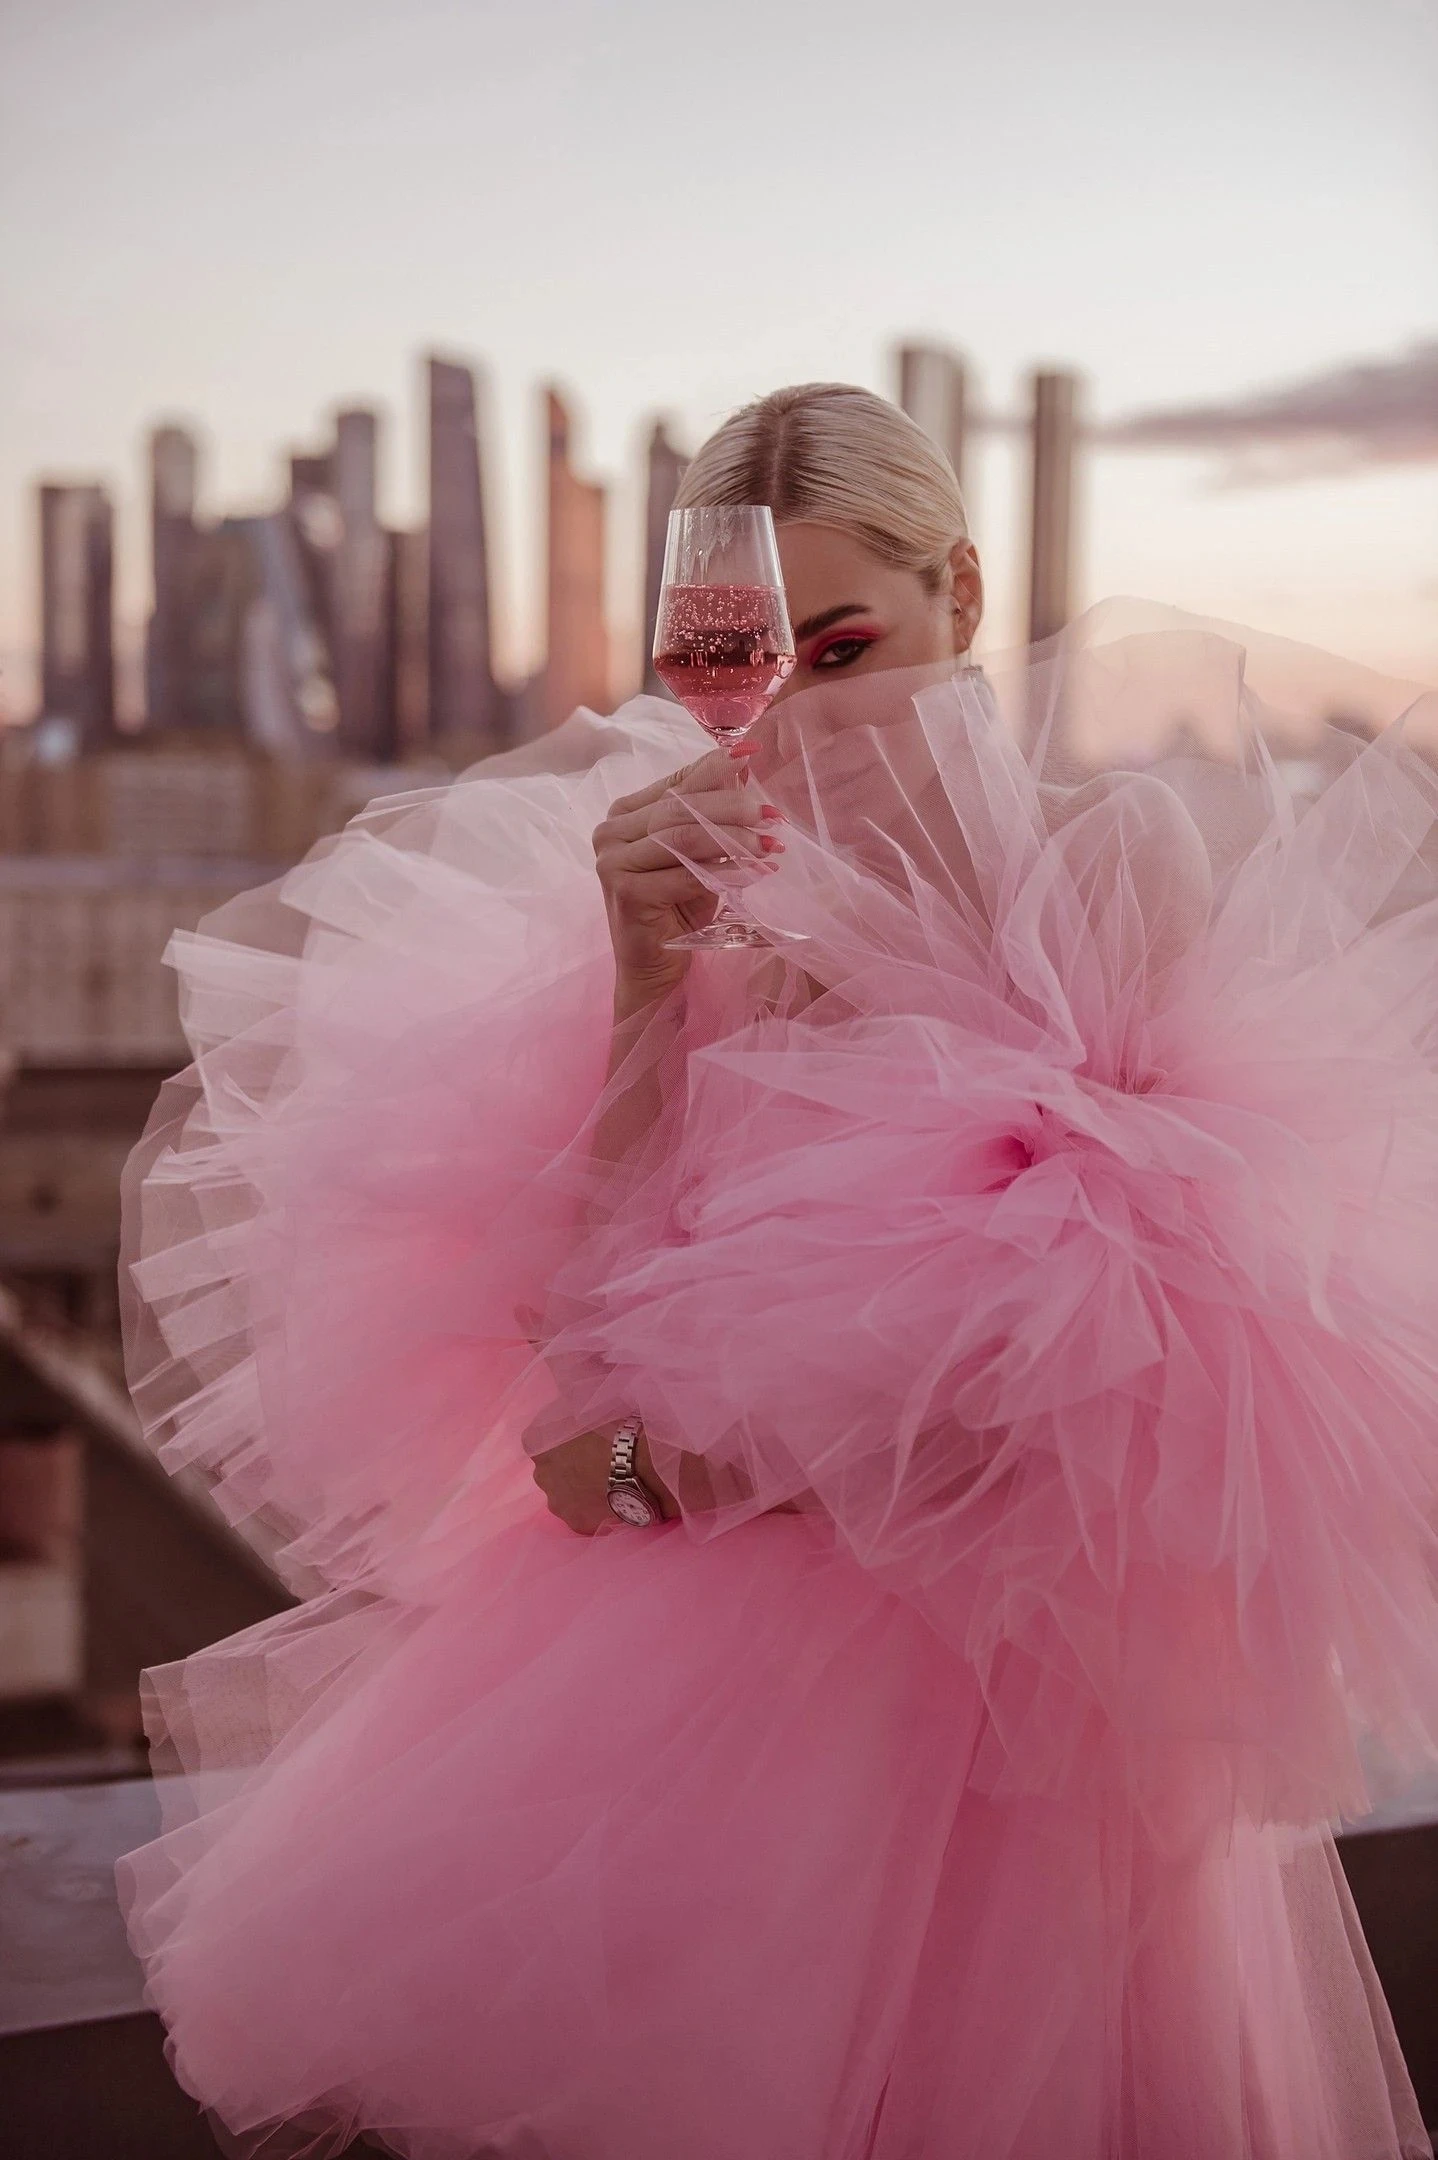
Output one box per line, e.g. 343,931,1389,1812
790,602,871,644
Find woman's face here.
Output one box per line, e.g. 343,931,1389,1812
771,521,983,705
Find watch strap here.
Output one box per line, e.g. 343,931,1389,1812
608,1416,660,1523
609,1415,645,1485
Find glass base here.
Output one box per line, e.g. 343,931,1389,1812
664,914,810,952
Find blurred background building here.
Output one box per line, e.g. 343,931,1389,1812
427,354,499,753
642,420,689,696
538,386,611,736
38,485,115,754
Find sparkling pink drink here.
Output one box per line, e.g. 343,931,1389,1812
654,584,796,742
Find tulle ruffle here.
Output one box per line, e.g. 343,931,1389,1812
120,698,708,1597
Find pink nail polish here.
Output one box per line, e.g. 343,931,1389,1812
760,805,785,822
760,834,785,853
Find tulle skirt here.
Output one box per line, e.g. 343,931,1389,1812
119,1499,1428,2160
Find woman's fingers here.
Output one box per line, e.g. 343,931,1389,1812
601,786,768,850
606,745,752,819
607,824,777,874
597,785,783,888
596,746,782,990
606,865,766,908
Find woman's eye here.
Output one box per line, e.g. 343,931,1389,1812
811,636,873,670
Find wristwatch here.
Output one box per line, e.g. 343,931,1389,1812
606,1416,663,1527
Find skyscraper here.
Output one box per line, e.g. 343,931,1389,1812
539,387,608,735
146,425,199,731
288,450,341,551
427,356,498,744
391,528,429,757
897,344,969,494
242,512,340,754
642,420,688,695
38,483,115,746
1028,370,1081,646
330,408,392,758
182,520,261,735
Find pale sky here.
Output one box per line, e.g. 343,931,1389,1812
2,0,1435,719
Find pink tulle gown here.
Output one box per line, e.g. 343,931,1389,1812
116,604,1438,2160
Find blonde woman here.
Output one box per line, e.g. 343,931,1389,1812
119,386,1437,2159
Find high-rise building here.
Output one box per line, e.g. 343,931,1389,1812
1027,370,1081,646
289,451,334,502
145,426,199,731
182,520,261,735
539,388,608,735
38,484,115,747
897,344,969,495
242,513,340,755
391,529,430,758
427,356,498,743
288,450,340,552
330,408,391,758
642,421,688,695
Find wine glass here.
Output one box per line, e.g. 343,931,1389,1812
651,505,805,951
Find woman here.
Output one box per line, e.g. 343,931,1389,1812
117,385,1438,2159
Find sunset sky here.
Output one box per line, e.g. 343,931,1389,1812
2,0,1434,718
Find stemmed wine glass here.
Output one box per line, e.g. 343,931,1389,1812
651,505,805,951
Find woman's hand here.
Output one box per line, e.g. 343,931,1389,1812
531,1421,808,1535
531,1423,682,1536
593,745,784,1013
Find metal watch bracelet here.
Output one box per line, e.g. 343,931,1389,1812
606,1415,663,1528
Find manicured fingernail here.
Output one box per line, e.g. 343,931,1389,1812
760,834,785,853
759,804,785,822
728,743,759,759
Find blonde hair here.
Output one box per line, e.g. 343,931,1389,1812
674,383,970,596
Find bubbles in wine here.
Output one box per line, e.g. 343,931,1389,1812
654,583,796,740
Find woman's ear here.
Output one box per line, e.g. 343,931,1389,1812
948,542,984,657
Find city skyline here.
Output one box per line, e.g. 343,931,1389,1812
3,0,1435,715
16,337,1435,744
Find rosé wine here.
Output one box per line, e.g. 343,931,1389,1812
654,583,796,741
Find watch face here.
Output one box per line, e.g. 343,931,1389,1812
608,1483,657,1528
